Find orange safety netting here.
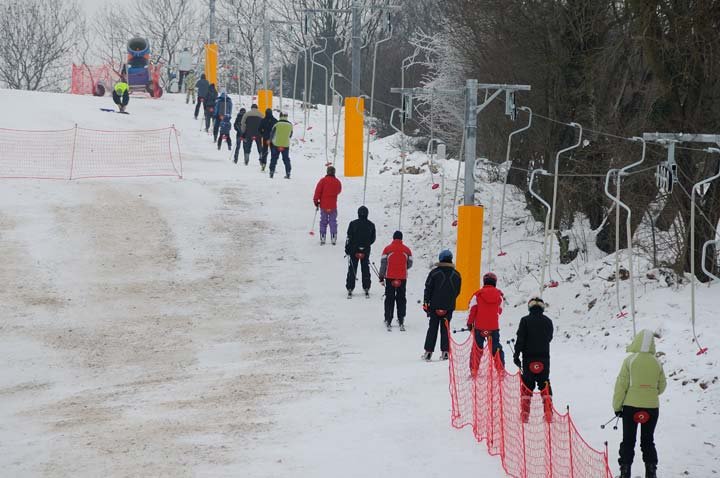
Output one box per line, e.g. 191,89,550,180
449,334,613,478
0,126,182,179
71,64,118,96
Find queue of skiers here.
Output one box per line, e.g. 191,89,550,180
188,77,294,178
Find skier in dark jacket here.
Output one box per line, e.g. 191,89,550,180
194,73,210,119
203,84,218,133
513,296,554,423
233,108,246,164
422,249,462,361
217,114,233,151
213,91,233,142
240,104,264,169
345,206,376,298
258,108,277,166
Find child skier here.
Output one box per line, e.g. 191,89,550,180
422,250,462,361
513,296,554,423
467,272,505,374
613,329,666,478
217,114,233,151
378,231,413,331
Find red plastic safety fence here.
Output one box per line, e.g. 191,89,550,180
449,334,613,478
0,126,182,180
71,64,118,96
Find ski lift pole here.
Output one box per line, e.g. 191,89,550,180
389,108,406,229
309,38,329,166
362,21,393,203
292,50,301,122
548,122,583,282
330,45,344,132
498,107,532,255
691,147,720,353
701,240,720,282
604,169,624,315
529,168,552,293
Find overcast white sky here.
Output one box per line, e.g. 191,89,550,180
78,0,113,15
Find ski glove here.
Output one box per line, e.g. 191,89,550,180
466,323,473,332
513,355,521,368
615,410,623,418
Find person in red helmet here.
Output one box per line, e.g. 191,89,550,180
467,272,505,374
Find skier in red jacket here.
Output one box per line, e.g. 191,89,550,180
467,272,505,375
313,166,342,245
378,231,413,331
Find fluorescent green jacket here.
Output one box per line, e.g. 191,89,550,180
271,120,293,148
114,81,129,95
612,329,667,411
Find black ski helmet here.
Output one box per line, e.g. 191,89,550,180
358,206,369,218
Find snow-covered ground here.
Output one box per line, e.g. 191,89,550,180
0,89,717,477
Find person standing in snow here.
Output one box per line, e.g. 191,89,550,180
232,107,246,164
258,108,277,166
313,166,342,245
240,104,264,169
513,296,554,423
203,83,218,133
112,76,130,113
613,329,666,478
213,90,233,142
194,73,209,119
467,272,506,372
422,249,461,361
217,114,233,151
185,70,196,104
378,230,413,330
177,47,193,92
268,112,293,179
344,206,376,298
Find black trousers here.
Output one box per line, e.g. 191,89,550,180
233,133,243,162
217,132,232,150
474,329,505,366
270,146,291,175
178,70,188,91
204,109,213,131
619,406,659,466
112,90,129,106
346,252,371,291
243,136,263,163
384,279,407,323
261,138,271,164
194,97,204,118
213,117,221,141
424,310,453,353
521,357,550,392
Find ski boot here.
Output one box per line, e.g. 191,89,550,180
385,321,392,332
261,163,266,172
269,170,274,178
440,351,449,361
619,464,631,478
244,153,250,166
422,351,432,362
284,173,290,179
399,322,406,332
320,235,326,245
330,234,337,245
347,289,353,299
364,289,370,298
645,463,657,478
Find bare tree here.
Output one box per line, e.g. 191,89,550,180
218,0,264,93
0,0,85,91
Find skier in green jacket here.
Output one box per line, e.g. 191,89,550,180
269,112,293,179
613,329,666,478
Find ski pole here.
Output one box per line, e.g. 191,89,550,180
506,338,516,355
370,261,381,279
600,416,621,430
452,327,470,334
309,207,318,236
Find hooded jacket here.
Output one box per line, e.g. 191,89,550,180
214,93,233,118
612,330,667,411
423,263,462,311
379,239,413,280
234,109,246,133
467,285,504,330
313,174,342,210
196,77,210,97
514,306,553,360
345,206,376,255
259,109,278,140
204,85,218,112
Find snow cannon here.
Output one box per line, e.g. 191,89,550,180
125,37,163,98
